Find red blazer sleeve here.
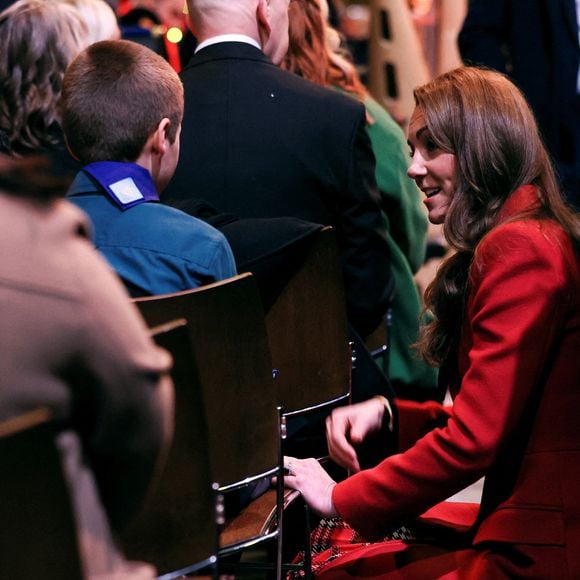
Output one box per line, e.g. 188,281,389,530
333,219,574,539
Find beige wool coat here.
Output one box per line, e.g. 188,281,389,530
0,191,173,578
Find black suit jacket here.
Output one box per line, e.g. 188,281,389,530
164,42,393,337
458,0,580,208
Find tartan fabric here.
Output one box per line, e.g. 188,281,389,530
287,517,416,578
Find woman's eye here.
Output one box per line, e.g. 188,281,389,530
424,138,438,152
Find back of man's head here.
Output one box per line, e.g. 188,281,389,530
186,0,259,36
61,39,184,164
186,0,290,65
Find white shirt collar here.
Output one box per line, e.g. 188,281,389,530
195,34,261,54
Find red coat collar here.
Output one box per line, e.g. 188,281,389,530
496,185,541,224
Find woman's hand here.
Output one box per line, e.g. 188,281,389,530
326,397,390,473
283,456,338,518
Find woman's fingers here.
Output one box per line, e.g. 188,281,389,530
282,456,338,517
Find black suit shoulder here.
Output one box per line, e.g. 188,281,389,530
166,42,393,338
168,42,368,219
180,42,364,124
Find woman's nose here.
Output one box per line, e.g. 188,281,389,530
407,153,427,180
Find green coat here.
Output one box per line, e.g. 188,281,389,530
364,95,438,396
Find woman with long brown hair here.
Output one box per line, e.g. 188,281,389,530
284,66,580,578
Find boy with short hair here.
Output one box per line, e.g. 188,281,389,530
61,39,236,296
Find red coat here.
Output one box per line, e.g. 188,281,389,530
332,185,580,577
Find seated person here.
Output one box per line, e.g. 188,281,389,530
283,0,438,401
61,39,236,296
60,0,121,43
117,0,196,72
284,67,580,578
0,0,89,176
0,152,174,578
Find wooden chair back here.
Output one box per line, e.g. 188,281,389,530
134,273,279,489
134,275,283,576
264,226,351,414
120,320,217,578
0,408,83,580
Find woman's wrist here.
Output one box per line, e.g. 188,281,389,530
374,395,394,432
326,481,338,517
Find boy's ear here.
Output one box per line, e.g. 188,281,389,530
151,118,172,156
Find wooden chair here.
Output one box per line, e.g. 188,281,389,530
262,226,352,458
120,319,218,579
134,274,284,578
365,307,392,374
0,407,84,580
259,226,353,577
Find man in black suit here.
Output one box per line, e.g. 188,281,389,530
458,0,580,210
164,0,393,339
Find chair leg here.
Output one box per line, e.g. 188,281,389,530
276,408,285,580
276,496,283,580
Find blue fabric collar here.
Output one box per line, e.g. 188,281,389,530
82,162,159,211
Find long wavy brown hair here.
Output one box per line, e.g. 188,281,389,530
414,67,580,368
282,0,367,101
0,0,88,154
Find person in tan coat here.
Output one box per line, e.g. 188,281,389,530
0,154,174,578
